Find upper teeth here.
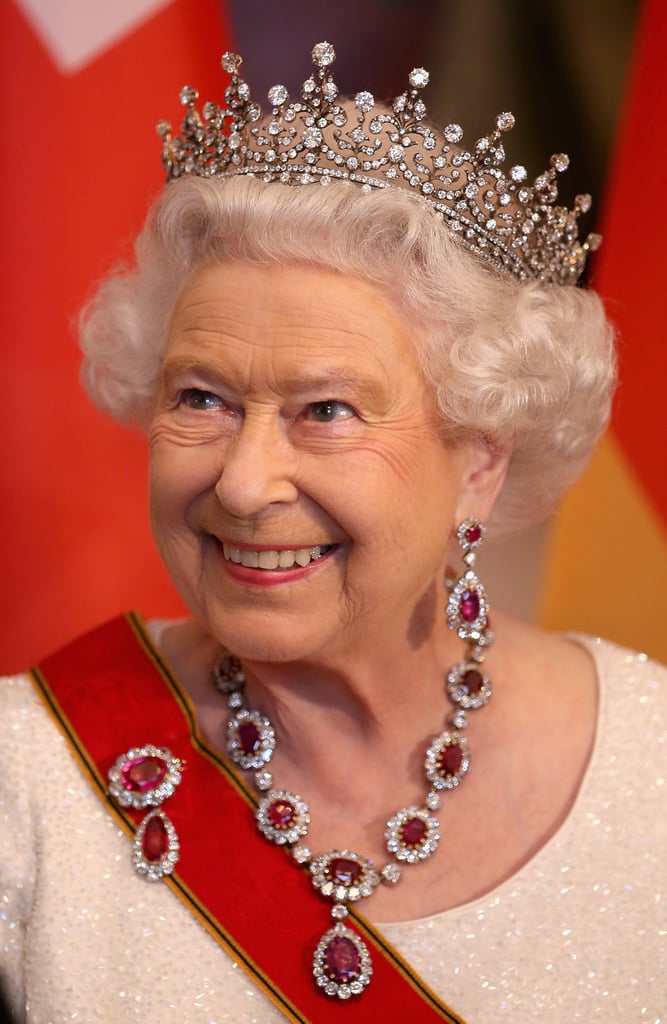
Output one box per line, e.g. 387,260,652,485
222,544,331,569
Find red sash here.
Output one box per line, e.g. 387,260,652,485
31,613,467,1023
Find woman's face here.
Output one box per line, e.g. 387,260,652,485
149,261,486,664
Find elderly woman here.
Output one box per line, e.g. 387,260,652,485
1,42,664,1023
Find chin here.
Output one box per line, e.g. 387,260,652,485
201,606,338,666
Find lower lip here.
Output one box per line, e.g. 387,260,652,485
216,543,338,588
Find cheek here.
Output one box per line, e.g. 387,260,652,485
149,430,224,519
148,463,213,573
309,460,450,562
148,458,208,599
320,428,461,515
314,418,442,489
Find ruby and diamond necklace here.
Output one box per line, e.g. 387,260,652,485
218,519,493,1000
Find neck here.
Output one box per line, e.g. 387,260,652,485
161,601,473,806
244,631,456,770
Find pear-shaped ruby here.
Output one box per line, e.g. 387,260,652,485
460,589,480,623
268,799,295,828
439,742,463,776
325,936,360,983
237,721,261,755
401,817,427,847
329,857,362,886
121,756,167,792
142,815,169,863
463,668,484,694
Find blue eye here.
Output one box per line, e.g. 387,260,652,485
180,388,225,411
307,400,355,422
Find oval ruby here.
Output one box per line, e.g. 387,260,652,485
463,668,484,694
439,742,463,776
329,857,362,886
237,721,261,755
121,756,167,792
401,817,427,847
465,524,482,544
325,936,360,983
142,816,169,863
460,589,480,623
268,799,295,828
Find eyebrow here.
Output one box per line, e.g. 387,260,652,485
161,358,386,402
279,369,384,401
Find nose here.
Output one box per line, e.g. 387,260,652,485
214,410,299,517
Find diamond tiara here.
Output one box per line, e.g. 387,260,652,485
157,41,601,285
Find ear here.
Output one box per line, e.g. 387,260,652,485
455,442,511,525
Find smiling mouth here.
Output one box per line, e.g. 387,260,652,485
221,543,336,570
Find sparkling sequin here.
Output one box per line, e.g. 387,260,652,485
1,633,664,1020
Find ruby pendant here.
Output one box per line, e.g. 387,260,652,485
108,744,184,809
447,660,492,710
255,789,310,845
312,923,373,999
456,517,486,553
121,754,167,792
132,809,180,881
446,569,489,639
424,729,471,790
226,708,276,770
384,806,440,863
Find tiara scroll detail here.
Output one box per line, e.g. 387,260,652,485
157,42,601,285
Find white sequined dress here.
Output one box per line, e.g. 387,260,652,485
0,635,664,1022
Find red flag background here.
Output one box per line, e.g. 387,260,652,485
1,0,231,669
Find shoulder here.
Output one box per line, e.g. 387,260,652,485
0,672,58,988
0,670,60,750
496,616,665,716
0,671,73,809
578,633,666,675
578,637,667,793
566,637,666,840
1,668,43,705
574,634,667,718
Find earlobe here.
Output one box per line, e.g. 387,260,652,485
456,444,512,525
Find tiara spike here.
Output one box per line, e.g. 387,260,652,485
311,41,336,68
268,84,289,108
221,51,242,74
158,41,600,285
179,85,198,106
408,67,429,90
